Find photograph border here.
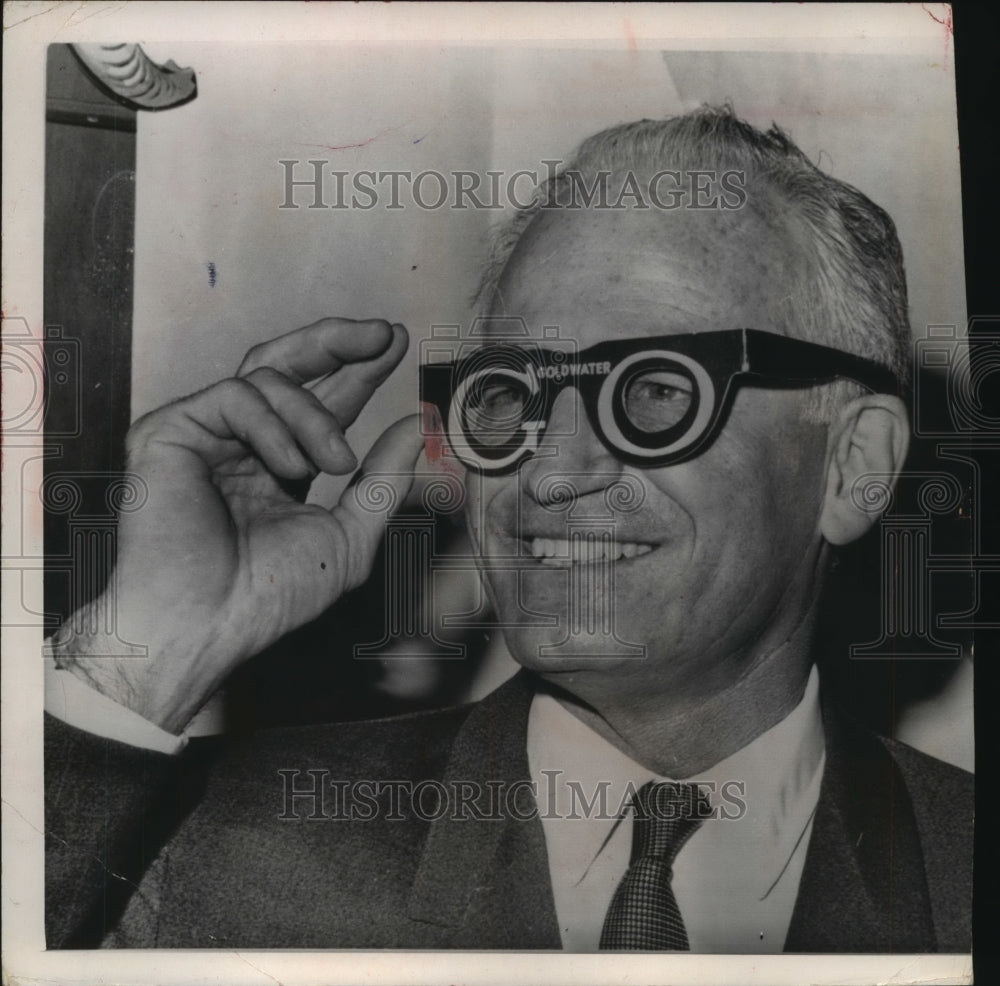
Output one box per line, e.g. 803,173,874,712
2,4,981,984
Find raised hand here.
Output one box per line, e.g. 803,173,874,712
50,318,423,733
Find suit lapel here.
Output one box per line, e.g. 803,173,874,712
407,670,562,948
784,700,936,952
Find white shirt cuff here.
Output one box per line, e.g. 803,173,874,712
44,658,189,755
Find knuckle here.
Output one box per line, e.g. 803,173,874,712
124,413,156,458
217,376,253,401
211,377,264,418
244,365,287,387
238,342,269,374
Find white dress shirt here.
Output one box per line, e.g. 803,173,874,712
527,665,825,952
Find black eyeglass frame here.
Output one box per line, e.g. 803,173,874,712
419,328,899,475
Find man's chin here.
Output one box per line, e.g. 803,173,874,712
501,625,649,673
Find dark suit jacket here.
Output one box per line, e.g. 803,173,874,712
45,670,972,951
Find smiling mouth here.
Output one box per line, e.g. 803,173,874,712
524,536,656,566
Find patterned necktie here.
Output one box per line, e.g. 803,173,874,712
599,780,708,950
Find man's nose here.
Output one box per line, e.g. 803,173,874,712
520,387,625,505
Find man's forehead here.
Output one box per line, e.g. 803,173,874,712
486,203,801,346
496,201,790,289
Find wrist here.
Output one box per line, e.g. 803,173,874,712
45,610,191,734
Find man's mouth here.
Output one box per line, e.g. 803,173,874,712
524,536,656,566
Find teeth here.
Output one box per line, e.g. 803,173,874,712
527,537,654,564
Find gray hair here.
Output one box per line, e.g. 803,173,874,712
476,105,910,421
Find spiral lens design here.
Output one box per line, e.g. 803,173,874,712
598,351,714,460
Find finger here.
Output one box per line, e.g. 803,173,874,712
237,317,395,384
332,415,426,589
310,322,409,428
243,366,358,473
155,378,316,478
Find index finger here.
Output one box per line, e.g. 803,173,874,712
237,317,396,383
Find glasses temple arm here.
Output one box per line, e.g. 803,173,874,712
741,329,899,394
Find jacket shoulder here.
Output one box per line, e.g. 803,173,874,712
207,700,477,795
879,735,973,797
878,736,973,952
117,701,482,947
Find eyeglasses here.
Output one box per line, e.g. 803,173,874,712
419,329,898,474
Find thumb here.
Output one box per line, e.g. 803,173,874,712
333,414,426,580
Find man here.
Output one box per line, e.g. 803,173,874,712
44,107,972,952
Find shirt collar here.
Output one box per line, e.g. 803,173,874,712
527,664,825,898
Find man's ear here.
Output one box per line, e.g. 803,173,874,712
819,394,910,546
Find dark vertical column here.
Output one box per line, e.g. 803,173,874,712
43,44,137,628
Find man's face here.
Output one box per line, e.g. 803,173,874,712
464,201,833,708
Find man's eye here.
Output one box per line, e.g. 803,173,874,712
624,370,693,432
463,378,528,447
633,382,688,401
478,384,524,415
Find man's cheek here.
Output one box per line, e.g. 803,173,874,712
462,476,486,553
465,476,512,551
